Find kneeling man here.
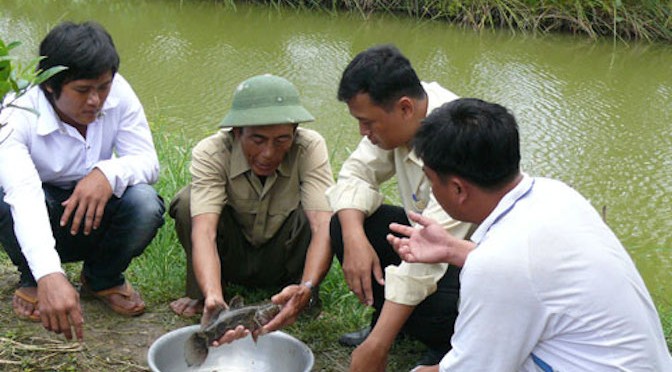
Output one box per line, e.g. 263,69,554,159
169,74,333,339
0,21,165,341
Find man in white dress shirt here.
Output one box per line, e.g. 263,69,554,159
0,21,164,341
388,98,672,371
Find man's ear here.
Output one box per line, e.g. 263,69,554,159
397,96,414,118
451,177,469,205
232,127,241,138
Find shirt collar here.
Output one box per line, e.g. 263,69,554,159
35,90,61,136
470,173,534,244
421,81,447,114
405,147,424,167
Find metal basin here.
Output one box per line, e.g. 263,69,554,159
148,325,314,372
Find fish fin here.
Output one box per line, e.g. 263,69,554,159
184,332,209,367
228,295,245,309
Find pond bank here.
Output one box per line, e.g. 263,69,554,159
228,0,672,42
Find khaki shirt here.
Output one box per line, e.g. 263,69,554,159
326,82,474,306
190,127,333,246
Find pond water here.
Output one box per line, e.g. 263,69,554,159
1,0,671,305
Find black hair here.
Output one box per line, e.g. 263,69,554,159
337,44,425,110
38,21,119,98
414,98,520,189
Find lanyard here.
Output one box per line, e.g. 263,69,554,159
531,353,554,372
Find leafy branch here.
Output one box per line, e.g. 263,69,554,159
0,38,67,136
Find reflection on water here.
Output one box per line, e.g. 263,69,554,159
1,0,671,304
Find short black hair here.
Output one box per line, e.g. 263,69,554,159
414,98,520,189
38,21,119,98
337,44,425,110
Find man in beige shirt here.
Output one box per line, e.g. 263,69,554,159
326,45,474,370
169,75,334,338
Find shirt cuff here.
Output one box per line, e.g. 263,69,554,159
325,183,384,215
26,248,65,282
94,161,126,197
384,262,448,305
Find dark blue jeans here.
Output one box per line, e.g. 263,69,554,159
330,205,460,352
0,184,165,291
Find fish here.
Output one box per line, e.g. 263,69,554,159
184,296,281,367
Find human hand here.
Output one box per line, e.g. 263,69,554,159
36,273,84,341
261,284,311,334
349,338,388,372
212,325,249,347
388,211,474,267
60,168,113,236
342,233,383,306
201,296,250,346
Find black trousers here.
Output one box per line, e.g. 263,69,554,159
0,184,165,291
330,205,460,351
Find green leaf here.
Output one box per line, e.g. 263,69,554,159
6,41,21,51
34,66,68,84
0,81,10,99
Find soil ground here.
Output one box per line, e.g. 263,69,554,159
0,265,372,372
0,265,193,371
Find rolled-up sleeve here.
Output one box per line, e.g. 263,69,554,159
325,137,395,215
385,262,448,305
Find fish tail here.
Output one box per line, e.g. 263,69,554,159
184,332,209,367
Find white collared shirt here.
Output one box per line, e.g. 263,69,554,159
0,74,159,281
441,175,672,371
326,82,474,306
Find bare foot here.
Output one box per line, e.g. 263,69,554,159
170,297,203,317
13,287,40,321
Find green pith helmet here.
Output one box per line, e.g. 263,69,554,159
220,74,315,127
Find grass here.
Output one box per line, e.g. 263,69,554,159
0,122,670,370
208,0,672,42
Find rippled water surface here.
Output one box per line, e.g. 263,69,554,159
1,0,671,303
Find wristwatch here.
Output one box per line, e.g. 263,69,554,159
301,280,317,308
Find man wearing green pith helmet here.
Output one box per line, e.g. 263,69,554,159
169,74,334,345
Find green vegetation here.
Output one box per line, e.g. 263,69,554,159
223,0,672,42
0,39,66,127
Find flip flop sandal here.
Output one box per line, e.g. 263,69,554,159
80,275,146,317
13,288,41,322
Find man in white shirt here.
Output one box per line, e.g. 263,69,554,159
326,44,473,370
0,21,164,341
389,98,672,371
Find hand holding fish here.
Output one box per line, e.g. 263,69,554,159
387,211,475,267
185,297,281,366
262,283,312,333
